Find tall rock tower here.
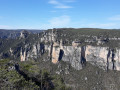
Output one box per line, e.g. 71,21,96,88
20,30,29,38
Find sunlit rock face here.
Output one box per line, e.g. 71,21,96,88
85,45,109,70
62,46,82,70
52,46,60,64
18,29,120,71
48,44,120,71
85,45,120,71
20,43,45,61
20,48,26,62
113,49,120,70
19,39,120,71
50,45,82,70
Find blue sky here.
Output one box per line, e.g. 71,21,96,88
0,0,120,29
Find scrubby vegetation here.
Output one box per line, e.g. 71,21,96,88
1,58,120,90
52,28,120,47
0,59,39,89
0,59,70,90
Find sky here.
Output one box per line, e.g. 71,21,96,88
0,0,120,29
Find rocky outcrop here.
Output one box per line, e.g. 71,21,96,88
20,43,46,61
62,46,82,70
18,29,120,71
49,44,120,71
85,46,120,71
20,48,26,61
20,30,29,38
52,46,60,63
19,40,120,71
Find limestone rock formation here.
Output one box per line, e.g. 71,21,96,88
20,43,46,61
20,30,29,38
18,29,120,71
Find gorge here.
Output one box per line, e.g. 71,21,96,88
1,28,120,90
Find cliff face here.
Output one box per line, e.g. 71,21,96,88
20,43,46,61
61,46,82,70
85,46,119,70
10,29,120,71
48,44,120,71
42,29,120,71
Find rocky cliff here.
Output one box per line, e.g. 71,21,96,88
17,29,120,71
1,28,120,90
47,44,120,71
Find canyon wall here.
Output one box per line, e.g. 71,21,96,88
18,29,120,71
19,41,120,71
49,44,120,71
20,43,46,61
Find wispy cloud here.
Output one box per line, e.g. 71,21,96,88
40,15,120,29
49,0,59,4
55,5,72,8
87,23,117,28
77,23,120,29
68,19,120,29
50,10,57,13
48,0,73,9
49,15,71,26
109,15,120,21
63,0,76,2
0,25,12,29
40,15,71,29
